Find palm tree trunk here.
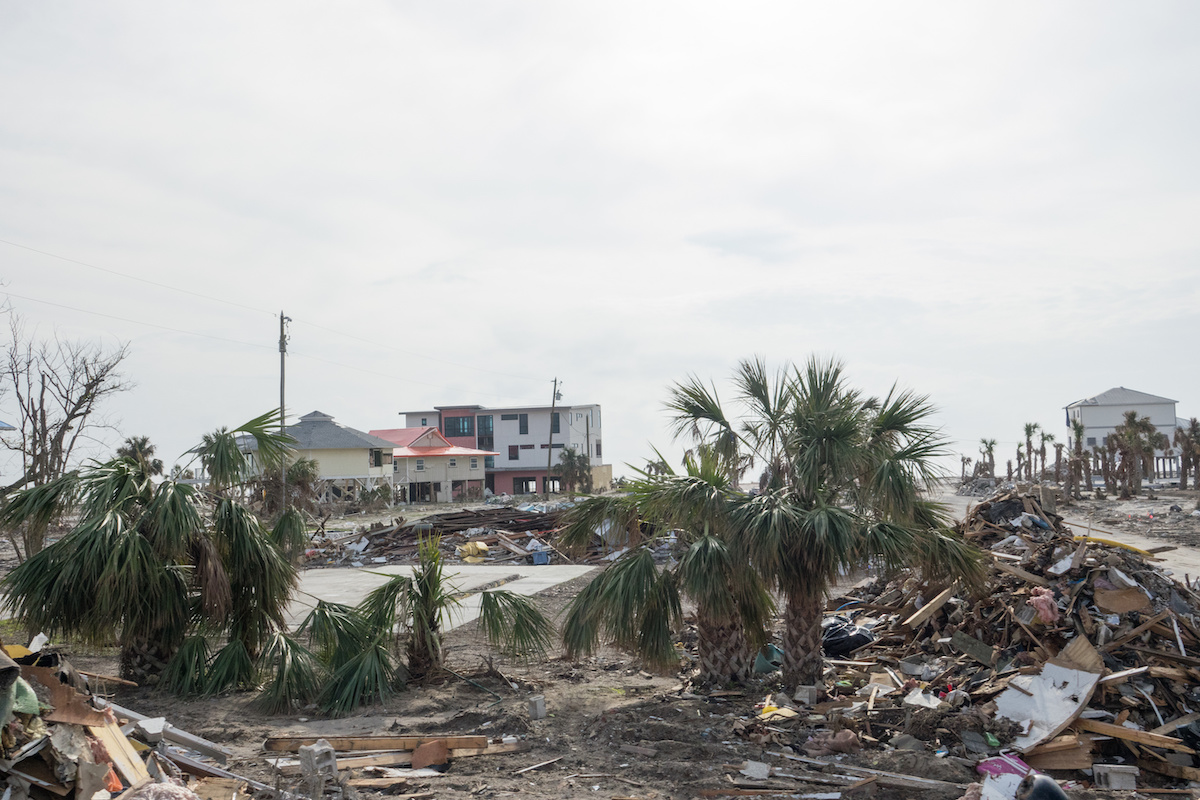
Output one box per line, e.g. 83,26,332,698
119,635,174,683
781,590,824,688
695,612,751,684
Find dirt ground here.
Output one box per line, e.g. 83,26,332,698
9,493,1194,799
1061,487,1200,548
67,571,990,800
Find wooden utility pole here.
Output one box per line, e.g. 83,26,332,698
545,377,559,496
279,311,291,512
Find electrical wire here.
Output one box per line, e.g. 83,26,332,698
2,235,548,384
0,289,534,403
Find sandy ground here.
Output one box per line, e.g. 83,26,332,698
15,489,1199,799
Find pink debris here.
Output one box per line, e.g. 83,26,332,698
1027,587,1059,624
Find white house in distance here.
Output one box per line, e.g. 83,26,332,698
401,403,610,495
370,426,497,503
1064,388,1182,479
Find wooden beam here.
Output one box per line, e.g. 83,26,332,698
1151,711,1200,735
902,585,956,629
1100,611,1171,652
1074,719,1195,753
992,559,1049,587
262,735,488,753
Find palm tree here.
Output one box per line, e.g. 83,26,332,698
665,357,983,687
1174,419,1199,490
1023,423,1039,481
1,410,295,684
116,436,164,477
552,448,593,493
1115,412,1167,498
979,438,997,479
1070,419,1086,498
560,448,773,684
1038,432,1054,481
960,455,972,482
1016,444,1025,482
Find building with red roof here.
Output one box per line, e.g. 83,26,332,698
370,426,497,503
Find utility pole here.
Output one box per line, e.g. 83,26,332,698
545,377,559,497
279,311,291,513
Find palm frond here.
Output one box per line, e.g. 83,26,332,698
205,638,256,694
298,600,373,668
478,590,554,660
358,574,413,635
271,507,310,562
318,637,397,716
254,632,324,714
159,635,211,697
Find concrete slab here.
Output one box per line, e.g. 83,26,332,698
287,564,596,631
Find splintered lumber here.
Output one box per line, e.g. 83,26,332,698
1074,719,1196,753
262,735,488,753
88,719,151,784
1100,611,1171,652
513,756,562,775
1151,711,1200,735
902,585,955,629
992,559,1049,587
271,741,526,775
1139,758,1200,783
767,752,964,790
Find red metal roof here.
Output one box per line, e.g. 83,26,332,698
369,427,497,458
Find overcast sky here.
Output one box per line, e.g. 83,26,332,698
2,2,1198,480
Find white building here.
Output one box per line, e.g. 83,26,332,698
1064,388,1179,478
400,403,609,495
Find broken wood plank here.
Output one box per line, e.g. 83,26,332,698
1100,611,1172,652
88,719,151,785
1099,666,1150,684
1151,711,1200,735
262,734,488,753
766,751,965,789
1139,758,1200,783
902,585,956,629
513,756,562,775
992,559,1049,587
1074,719,1195,753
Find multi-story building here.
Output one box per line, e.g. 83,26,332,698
1064,387,1184,479
400,403,610,495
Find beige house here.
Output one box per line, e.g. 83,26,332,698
281,411,396,502
371,427,496,503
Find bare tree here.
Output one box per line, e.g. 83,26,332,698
1,316,130,557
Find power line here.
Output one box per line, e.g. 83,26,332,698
2,235,545,383
0,237,276,318
0,290,277,351
293,318,545,383
1,289,535,403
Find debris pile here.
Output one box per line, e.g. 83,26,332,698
0,647,263,800
300,507,570,566
804,491,1200,795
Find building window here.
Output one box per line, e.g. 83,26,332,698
540,443,564,449
470,457,479,469
500,413,519,421
551,412,560,434
444,416,474,437
369,449,384,467
595,440,602,457
416,459,425,471
449,458,457,468
1086,437,1097,447
519,413,528,435
484,455,495,469
508,445,519,461
420,417,427,426
520,444,535,450
478,415,493,435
